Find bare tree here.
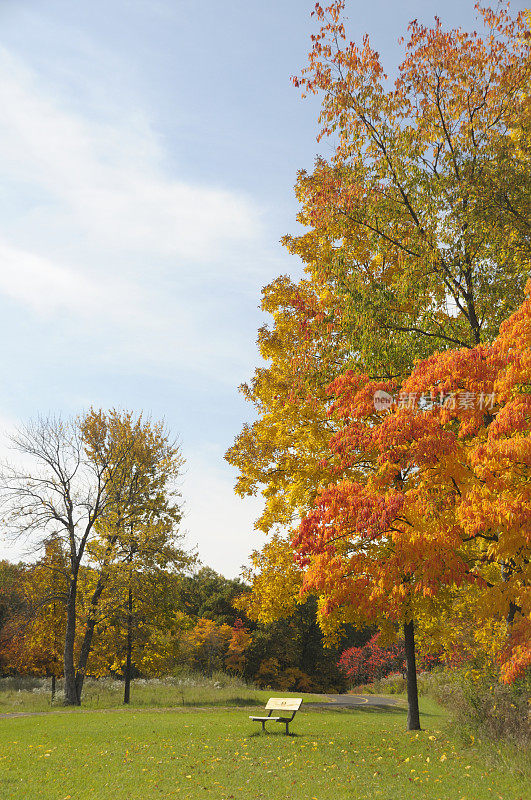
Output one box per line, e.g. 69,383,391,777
0,415,132,705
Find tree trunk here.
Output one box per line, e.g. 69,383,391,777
124,587,133,705
403,619,421,731
74,576,106,702
64,579,80,706
74,535,121,701
502,560,521,625
51,674,56,702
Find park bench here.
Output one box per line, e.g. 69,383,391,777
249,697,302,735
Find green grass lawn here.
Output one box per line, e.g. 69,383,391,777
0,699,528,800
0,676,324,714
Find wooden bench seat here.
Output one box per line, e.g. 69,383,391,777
249,697,302,735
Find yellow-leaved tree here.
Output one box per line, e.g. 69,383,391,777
80,409,193,704
226,275,353,621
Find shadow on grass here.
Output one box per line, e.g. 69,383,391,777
180,697,264,708
305,703,406,715
305,704,440,722
248,730,305,738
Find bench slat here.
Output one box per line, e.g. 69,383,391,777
264,697,302,712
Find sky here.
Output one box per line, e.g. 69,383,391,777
0,0,526,577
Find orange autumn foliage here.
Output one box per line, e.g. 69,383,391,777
293,283,531,679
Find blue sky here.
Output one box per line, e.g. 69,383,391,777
0,0,526,576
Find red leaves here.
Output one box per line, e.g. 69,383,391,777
290,279,531,659
338,632,406,684
294,481,405,558
375,409,456,468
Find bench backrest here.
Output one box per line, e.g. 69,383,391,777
265,697,302,712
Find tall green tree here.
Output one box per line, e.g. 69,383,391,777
177,567,250,627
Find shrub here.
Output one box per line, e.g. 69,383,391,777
372,673,407,694
338,633,405,685
277,667,314,692
253,658,281,688
424,668,530,746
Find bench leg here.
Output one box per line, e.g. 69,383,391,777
285,721,289,735
261,720,266,732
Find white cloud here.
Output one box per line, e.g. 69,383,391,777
0,46,272,380
0,232,262,385
0,47,261,263
0,239,102,316
0,36,273,574
0,236,163,333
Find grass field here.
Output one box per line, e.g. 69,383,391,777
0,675,326,714
0,698,528,800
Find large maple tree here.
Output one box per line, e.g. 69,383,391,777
229,1,531,731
